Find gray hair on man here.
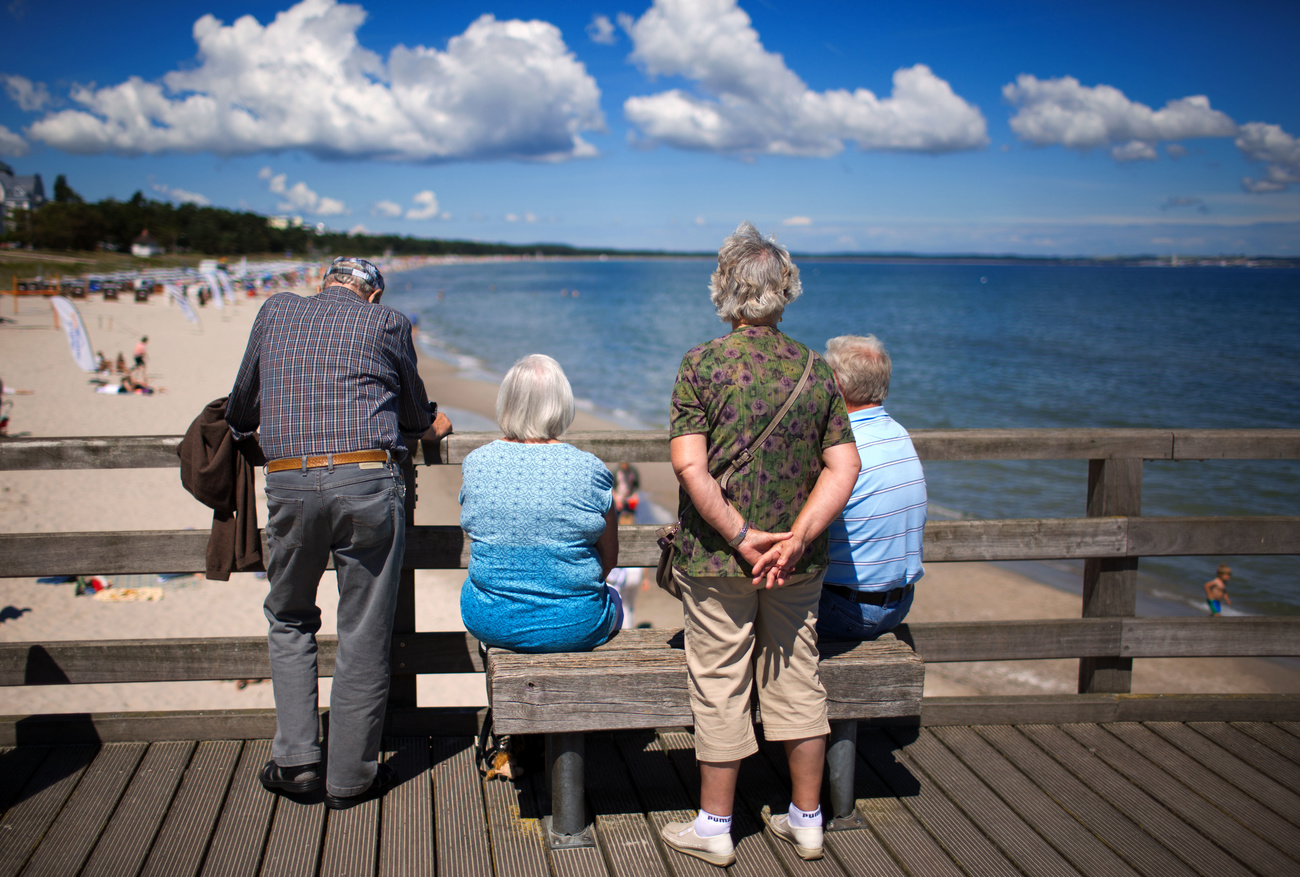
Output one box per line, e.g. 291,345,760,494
825,334,892,406
497,353,576,441
709,221,803,323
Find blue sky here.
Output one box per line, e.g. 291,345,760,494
2,0,1298,256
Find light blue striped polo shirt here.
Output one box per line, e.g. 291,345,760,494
824,406,927,591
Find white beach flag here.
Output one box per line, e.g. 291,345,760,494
165,283,199,324
215,269,236,304
202,273,225,309
50,296,97,372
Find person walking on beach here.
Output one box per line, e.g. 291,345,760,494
818,335,927,641
132,336,148,373
227,257,451,810
1205,563,1232,615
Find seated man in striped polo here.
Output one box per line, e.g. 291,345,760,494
818,335,927,640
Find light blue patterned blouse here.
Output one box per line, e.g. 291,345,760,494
459,440,616,652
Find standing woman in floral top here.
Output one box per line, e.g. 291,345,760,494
659,222,860,868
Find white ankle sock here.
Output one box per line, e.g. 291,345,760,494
788,803,822,828
693,809,732,837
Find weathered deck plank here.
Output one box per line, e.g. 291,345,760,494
932,726,1139,877
0,745,96,877
140,740,243,877
1187,720,1300,793
1060,723,1297,876
80,740,195,877
377,738,434,877
972,725,1196,877
1229,720,1300,765
1140,721,1300,827
834,744,967,877
481,751,551,877
319,780,380,877
260,790,326,877
857,729,1022,877
430,736,492,877
2,726,1299,876
586,734,672,877
0,746,47,815
19,741,145,877
1018,724,1252,877
1103,723,1300,860
889,728,1083,876
201,738,276,877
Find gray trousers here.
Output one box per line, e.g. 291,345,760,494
263,461,405,797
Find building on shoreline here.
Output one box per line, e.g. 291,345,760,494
0,165,45,234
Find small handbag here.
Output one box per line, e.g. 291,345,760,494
655,352,817,597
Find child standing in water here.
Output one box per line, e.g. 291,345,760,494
1204,564,1232,615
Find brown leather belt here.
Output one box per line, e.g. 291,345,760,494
266,449,390,473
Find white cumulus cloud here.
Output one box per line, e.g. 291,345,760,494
25,0,603,163
3,74,50,111
1003,74,1236,154
259,166,347,215
782,216,812,226
1236,122,1300,193
1111,140,1158,162
151,182,211,205
587,14,617,45
620,0,986,156
0,124,27,156
372,200,402,217
406,190,439,220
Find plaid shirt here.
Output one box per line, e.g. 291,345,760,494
227,286,434,462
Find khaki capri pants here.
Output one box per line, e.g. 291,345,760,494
675,567,830,763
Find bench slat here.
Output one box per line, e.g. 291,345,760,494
486,636,923,735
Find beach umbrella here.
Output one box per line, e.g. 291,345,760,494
49,296,97,372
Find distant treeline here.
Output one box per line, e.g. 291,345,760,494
1,180,660,258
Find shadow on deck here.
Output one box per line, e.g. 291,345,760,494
3,722,1299,876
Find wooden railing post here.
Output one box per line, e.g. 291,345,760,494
1078,457,1142,693
389,457,418,710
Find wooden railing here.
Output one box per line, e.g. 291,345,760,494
2,429,1299,742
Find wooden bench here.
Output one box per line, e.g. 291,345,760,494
486,627,924,848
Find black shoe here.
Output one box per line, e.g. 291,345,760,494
259,760,322,795
325,763,397,811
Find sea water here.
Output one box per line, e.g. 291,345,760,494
384,258,1300,617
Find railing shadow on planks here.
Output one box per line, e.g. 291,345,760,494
3,427,1299,742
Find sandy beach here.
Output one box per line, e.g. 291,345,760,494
2,285,1296,717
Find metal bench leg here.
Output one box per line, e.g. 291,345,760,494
545,732,595,849
826,720,867,830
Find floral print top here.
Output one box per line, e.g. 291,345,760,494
669,325,852,577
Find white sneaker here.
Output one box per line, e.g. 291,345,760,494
660,820,736,867
762,806,824,860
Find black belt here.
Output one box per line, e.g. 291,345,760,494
824,583,913,606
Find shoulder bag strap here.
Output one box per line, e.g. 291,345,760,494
715,351,816,495
672,350,817,523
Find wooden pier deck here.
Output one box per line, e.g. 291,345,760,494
4,722,1299,876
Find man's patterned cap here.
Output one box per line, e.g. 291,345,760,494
328,257,385,293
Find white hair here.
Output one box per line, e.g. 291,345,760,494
825,334,891,405
496,354,575,441
708,221,802,323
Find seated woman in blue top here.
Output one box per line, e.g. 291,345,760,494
459,354,622,652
